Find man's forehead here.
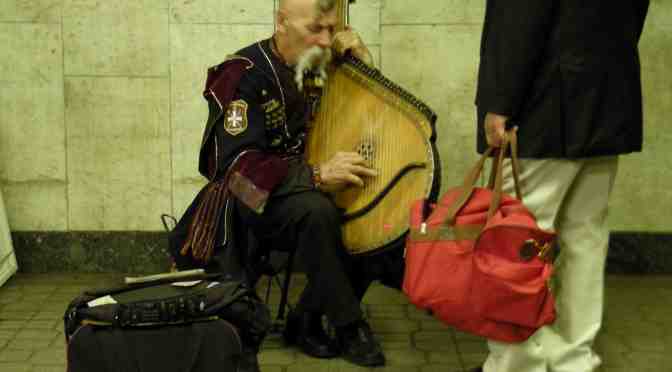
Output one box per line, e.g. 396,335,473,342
281,0,317,16
282,0,337,23
313,9,338,26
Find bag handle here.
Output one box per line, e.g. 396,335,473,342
487,129,523,222
486,135,510,220
440,129,521,226
487,129,522,201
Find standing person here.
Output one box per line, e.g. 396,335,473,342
0,189,18,287
471,1,649,371
171,0,387,367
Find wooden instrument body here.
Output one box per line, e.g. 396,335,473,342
305,56,438,255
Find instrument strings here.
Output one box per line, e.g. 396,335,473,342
364,103,385,202
369,107,379,198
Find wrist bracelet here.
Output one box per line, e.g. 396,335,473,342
311,165,322,190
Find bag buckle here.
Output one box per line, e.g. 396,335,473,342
520,239,554,262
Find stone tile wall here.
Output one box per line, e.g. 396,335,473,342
0,0,670,231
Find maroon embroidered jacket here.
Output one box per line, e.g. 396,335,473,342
178,39,316,263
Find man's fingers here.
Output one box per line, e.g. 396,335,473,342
345,173,365,187
335,152,366,164
333,39,346,55
484,112,510,147
488,134,504,147
485,132,501,147
497,125,506,135
348,164,378,177
335,151,360,159
333,34,355,55
333,31,363,56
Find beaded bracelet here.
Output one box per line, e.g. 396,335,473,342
311,164,322,190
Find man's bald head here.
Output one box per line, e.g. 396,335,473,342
274,0,338,67
279,0,336,15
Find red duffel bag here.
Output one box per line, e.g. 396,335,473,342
402,131,556,342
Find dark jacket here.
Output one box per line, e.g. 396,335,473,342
476,0,650,158
170,39,316,267
200,39,315,200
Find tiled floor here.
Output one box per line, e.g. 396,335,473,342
0,273,670,372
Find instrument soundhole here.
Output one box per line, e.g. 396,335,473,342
357,140,375,161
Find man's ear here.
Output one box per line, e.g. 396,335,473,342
276,10,289,34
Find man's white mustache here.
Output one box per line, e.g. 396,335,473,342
295,46,332,92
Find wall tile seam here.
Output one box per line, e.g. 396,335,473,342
168,22,274,25
168,2,175,218
0,21,61,25
175,177,207,183
63,75,169,79
0,180,66,185
61,10,69,231
10,230,167,234
380,22,483,26
377,2,383,69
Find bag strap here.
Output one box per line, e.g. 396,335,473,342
486,129,523,220
486,136,510,220
439,143,501,226
487,130,522,201
509,130,522,199
428,147,488,226
440,129,521,226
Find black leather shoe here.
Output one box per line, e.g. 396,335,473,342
283,310,339,358
336,319,386,367
237,346,261,372
466,367,483,372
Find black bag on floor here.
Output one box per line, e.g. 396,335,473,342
63,271,271,372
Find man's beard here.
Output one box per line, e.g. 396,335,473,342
294,46,332,92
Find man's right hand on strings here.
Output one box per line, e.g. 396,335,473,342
318,152,378,192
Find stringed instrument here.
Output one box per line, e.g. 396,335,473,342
305,0,440,255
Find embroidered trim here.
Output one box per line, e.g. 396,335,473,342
213,134,219,180
257,42,290,139
229,171,270,214
206,55,254,111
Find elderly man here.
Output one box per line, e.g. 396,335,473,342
171,0,386,367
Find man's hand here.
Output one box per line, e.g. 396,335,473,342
484,112,511,147
318,152,378,193
332,26,374,66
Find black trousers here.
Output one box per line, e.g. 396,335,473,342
237,190,379,327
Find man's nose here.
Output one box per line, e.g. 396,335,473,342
315,29,332,48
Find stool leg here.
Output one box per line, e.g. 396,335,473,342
277,249,297,321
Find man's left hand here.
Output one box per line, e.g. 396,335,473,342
484,112,511,147
332,26,374,66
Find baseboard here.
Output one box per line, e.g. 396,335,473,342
10,231,672,274
12,231,170,274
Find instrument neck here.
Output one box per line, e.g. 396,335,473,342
335,0,352,32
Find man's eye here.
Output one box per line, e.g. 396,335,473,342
309,26,321,33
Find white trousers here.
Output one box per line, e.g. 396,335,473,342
0,189,18,288
483,156,619,372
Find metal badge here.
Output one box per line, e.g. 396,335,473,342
519,239,554,262
262,99,285,129
520,239,537,261
223,100,248,136
261,99,281,113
